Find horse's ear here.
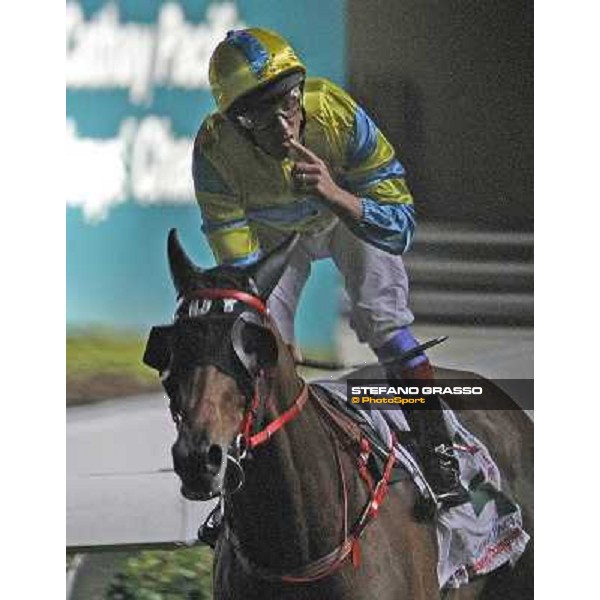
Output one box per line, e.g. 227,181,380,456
167,229,204,296
246,234,300,299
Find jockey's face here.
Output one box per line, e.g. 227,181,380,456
236,86,303,160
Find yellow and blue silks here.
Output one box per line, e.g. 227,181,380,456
193,78,416,265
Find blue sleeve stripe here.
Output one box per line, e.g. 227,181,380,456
347,106,378,167
193,153,234,196
343,158,406,192
202,217,248,234
223,249,262,267
355,199,416,254
362,198,415,231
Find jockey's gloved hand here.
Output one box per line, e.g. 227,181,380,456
375,327,433,380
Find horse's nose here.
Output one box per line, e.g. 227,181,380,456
172,432,225,477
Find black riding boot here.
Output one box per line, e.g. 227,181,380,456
403,397,470,510
197,504,223,549
384,359,470,511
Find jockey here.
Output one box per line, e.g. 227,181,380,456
194,29,469,542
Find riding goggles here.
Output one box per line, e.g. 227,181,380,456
236,86,303,132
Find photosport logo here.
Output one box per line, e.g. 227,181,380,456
347,380,534,411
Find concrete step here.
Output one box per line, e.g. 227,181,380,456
403,224,534,325
405,258,533,292
410,290,534,326
415,226,534,246
411,225,534,263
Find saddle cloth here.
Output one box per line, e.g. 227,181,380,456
312,379,530,590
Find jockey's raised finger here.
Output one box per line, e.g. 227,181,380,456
288,137,320,162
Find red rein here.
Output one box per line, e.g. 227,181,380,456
241,380,310,450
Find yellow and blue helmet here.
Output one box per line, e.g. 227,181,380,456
209,28,306,114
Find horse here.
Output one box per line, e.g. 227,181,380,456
143,229,533,599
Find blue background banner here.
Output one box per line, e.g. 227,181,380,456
66,0,346,348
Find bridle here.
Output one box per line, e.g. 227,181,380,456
188,286,309,445
152,285,398,583
165,287,310,494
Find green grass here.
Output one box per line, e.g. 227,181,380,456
66,329,161,403
67,330,155,381
106,547,214,599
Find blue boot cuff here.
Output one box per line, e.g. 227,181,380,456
375,327,428,369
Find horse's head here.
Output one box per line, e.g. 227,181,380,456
143,229,299,500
